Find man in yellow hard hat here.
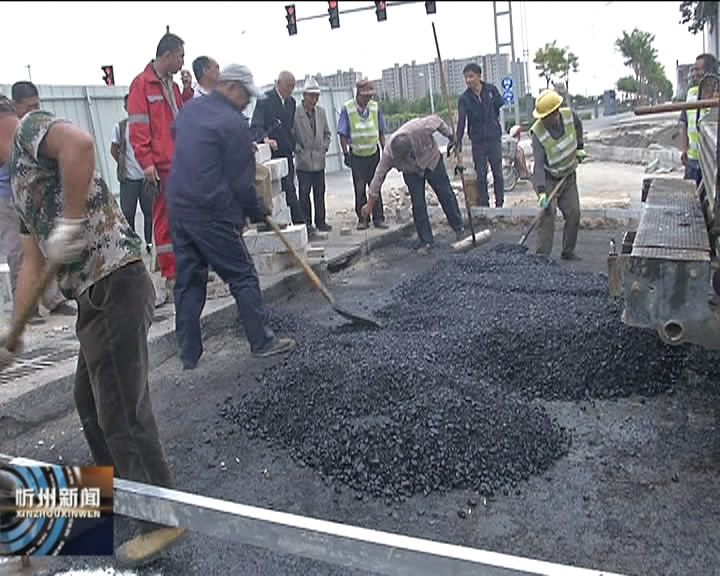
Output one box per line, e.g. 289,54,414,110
529,89,586,260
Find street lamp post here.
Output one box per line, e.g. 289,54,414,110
419,70,435,114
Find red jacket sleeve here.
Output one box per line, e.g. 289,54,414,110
181,86,193,102
127,76,154,171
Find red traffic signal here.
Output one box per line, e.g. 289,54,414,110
285,4,297,36
375,0,387,21
328,1,340,29
102,65,115,86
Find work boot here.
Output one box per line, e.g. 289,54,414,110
416,243,433,256
252,337,296,359
115,526,187,568
561,251,581,261
357,220,369,231
373,220,389,229
317,223,332,232
454,229,465,243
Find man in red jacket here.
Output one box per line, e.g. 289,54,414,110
127,33,185,302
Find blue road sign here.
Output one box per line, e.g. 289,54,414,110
501,76,513,91
502,89,514,104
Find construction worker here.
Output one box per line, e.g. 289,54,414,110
0,82,76,323
128,32,186,303
167,64,296,369
251,71,304,225
530,89,586,260
338,79,389,230
680,53,717,186
192,56,220,98
294,77,333,235
456,63,505,208
0,97,185,566
361,115,464,254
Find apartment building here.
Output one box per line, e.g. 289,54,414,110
377,52,525,101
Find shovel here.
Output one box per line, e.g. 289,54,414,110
518,174,569,248
264,217,382,329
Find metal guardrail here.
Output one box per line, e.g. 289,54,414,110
1,454,624,576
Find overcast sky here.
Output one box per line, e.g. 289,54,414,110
0,1,706,95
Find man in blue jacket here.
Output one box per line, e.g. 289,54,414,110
456,63,505,207
167,64,296,370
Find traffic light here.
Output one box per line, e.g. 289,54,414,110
425,1,436,14
328,1,340,29
285,4,297,36
375,0,387,21
102,65,115,86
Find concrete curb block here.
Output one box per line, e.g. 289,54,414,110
585,143,682,167
470,207,642,220
0,223,416,439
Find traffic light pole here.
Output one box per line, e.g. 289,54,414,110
492,0,520,128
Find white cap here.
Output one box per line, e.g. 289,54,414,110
218,64,260,97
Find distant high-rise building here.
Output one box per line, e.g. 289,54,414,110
378,52,528,102
298,68,362,92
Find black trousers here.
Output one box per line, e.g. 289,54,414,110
73,261,175,489
280,155,304,225
119,178,154,245
297,170,327,227
351,149,384,223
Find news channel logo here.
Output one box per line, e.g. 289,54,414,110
0,464,114,557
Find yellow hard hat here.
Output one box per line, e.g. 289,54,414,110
533,89,563,119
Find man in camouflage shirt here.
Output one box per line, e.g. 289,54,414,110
0,98,185,567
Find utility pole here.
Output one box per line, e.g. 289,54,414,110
26,65,31,81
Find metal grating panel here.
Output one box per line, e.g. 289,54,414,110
632,178,709,260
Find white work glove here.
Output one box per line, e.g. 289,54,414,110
0,333,23,373
46,218,87,265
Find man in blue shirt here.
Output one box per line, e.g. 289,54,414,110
167,64,296,370
456,63,505,207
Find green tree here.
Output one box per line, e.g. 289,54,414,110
616,75,639,100
680,0,718,34
615,28,668,104
533,40,580,90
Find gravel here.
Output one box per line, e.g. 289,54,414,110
221,243,718,500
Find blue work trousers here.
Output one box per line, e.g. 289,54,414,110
171,218,274,367
402,157,464,246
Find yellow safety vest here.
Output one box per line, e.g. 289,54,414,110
530,108,578,179
686,85,709,161
345,99,380,157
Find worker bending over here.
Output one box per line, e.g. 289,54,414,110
530,89,586,260
0,97,184,566
167,64,296,370
362,115,464,254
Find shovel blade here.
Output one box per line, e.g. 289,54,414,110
332,303,382,329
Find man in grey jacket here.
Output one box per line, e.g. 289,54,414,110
294,77,332,234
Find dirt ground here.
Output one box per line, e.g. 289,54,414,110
3,224,720,576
